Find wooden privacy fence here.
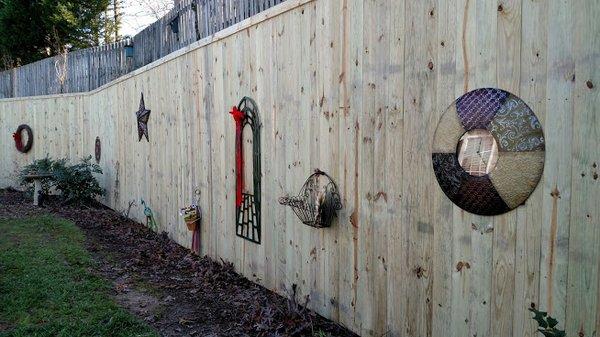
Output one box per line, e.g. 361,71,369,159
0,0,598,337
0,42,133,98
0,0,286,98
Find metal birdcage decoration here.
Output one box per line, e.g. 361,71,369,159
279,170,342,228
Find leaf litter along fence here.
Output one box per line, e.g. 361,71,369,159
0,0,287,99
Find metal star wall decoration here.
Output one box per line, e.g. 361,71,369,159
136,93,151,142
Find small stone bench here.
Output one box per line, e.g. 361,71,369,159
22,173,53,206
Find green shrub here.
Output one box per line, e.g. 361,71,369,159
18,156,64,195
53,156,104,204
529,305,566,337
19,156,104,205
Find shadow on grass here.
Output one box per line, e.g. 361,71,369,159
0,215,158,337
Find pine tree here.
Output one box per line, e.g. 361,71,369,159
0,0,111,68
103,0,123,44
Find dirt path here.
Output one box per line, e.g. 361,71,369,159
0,189,357,337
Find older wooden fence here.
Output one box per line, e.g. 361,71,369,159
0,0,286,98
1,0,598,336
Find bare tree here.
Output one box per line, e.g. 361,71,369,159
111,0,124,42
133,0,174,19
119,0,174,35
102,0,124,43
1,55,16,70
54,50,68,92
51,28,69,93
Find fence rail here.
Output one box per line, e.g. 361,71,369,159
0,0,285,98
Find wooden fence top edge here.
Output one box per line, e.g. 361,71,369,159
0,0,314,103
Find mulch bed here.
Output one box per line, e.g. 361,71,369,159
0,189,357,337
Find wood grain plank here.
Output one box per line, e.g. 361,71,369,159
512,1,547,335
539,0,573,327
492,0,521,335
565,1,600,336
431,0,457,335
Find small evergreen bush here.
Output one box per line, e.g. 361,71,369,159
53,156,104,204
18,157,63,195
19,156,104,205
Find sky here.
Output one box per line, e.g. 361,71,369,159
119,0,174,37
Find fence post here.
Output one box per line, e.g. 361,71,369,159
204,0,210,36
192,0,201,41
87,48,92,92
11,67,16,98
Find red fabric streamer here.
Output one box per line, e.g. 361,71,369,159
192,228,200,254
230,106,245,207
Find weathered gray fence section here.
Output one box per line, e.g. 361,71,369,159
0,0,286,98
3,42,134,97
0,70,12,98
88,41,134,91
132,0,286,68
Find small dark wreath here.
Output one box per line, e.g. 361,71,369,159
95,137,101,162
279,169,343,228
13,124,33,153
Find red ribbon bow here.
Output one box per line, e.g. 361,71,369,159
230,106,245,207
12,132,23,151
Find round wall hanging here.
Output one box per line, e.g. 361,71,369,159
13,124,33,153
95,137,101,162
432,88,545,216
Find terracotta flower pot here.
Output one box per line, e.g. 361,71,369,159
180,205,200,231
185,217,198,231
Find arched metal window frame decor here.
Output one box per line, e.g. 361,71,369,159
431,88,546,216
279,169,343,228
95,137,101,163
13,124,33,153
230,97,262,244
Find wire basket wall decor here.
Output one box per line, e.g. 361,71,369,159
279,170,342,228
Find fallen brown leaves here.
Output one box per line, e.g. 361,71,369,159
0,189,357,337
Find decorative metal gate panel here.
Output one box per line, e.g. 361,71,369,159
230,97,261,244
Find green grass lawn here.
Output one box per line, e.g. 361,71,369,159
0,216,158,337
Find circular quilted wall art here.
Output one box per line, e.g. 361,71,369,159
432,88,545,216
